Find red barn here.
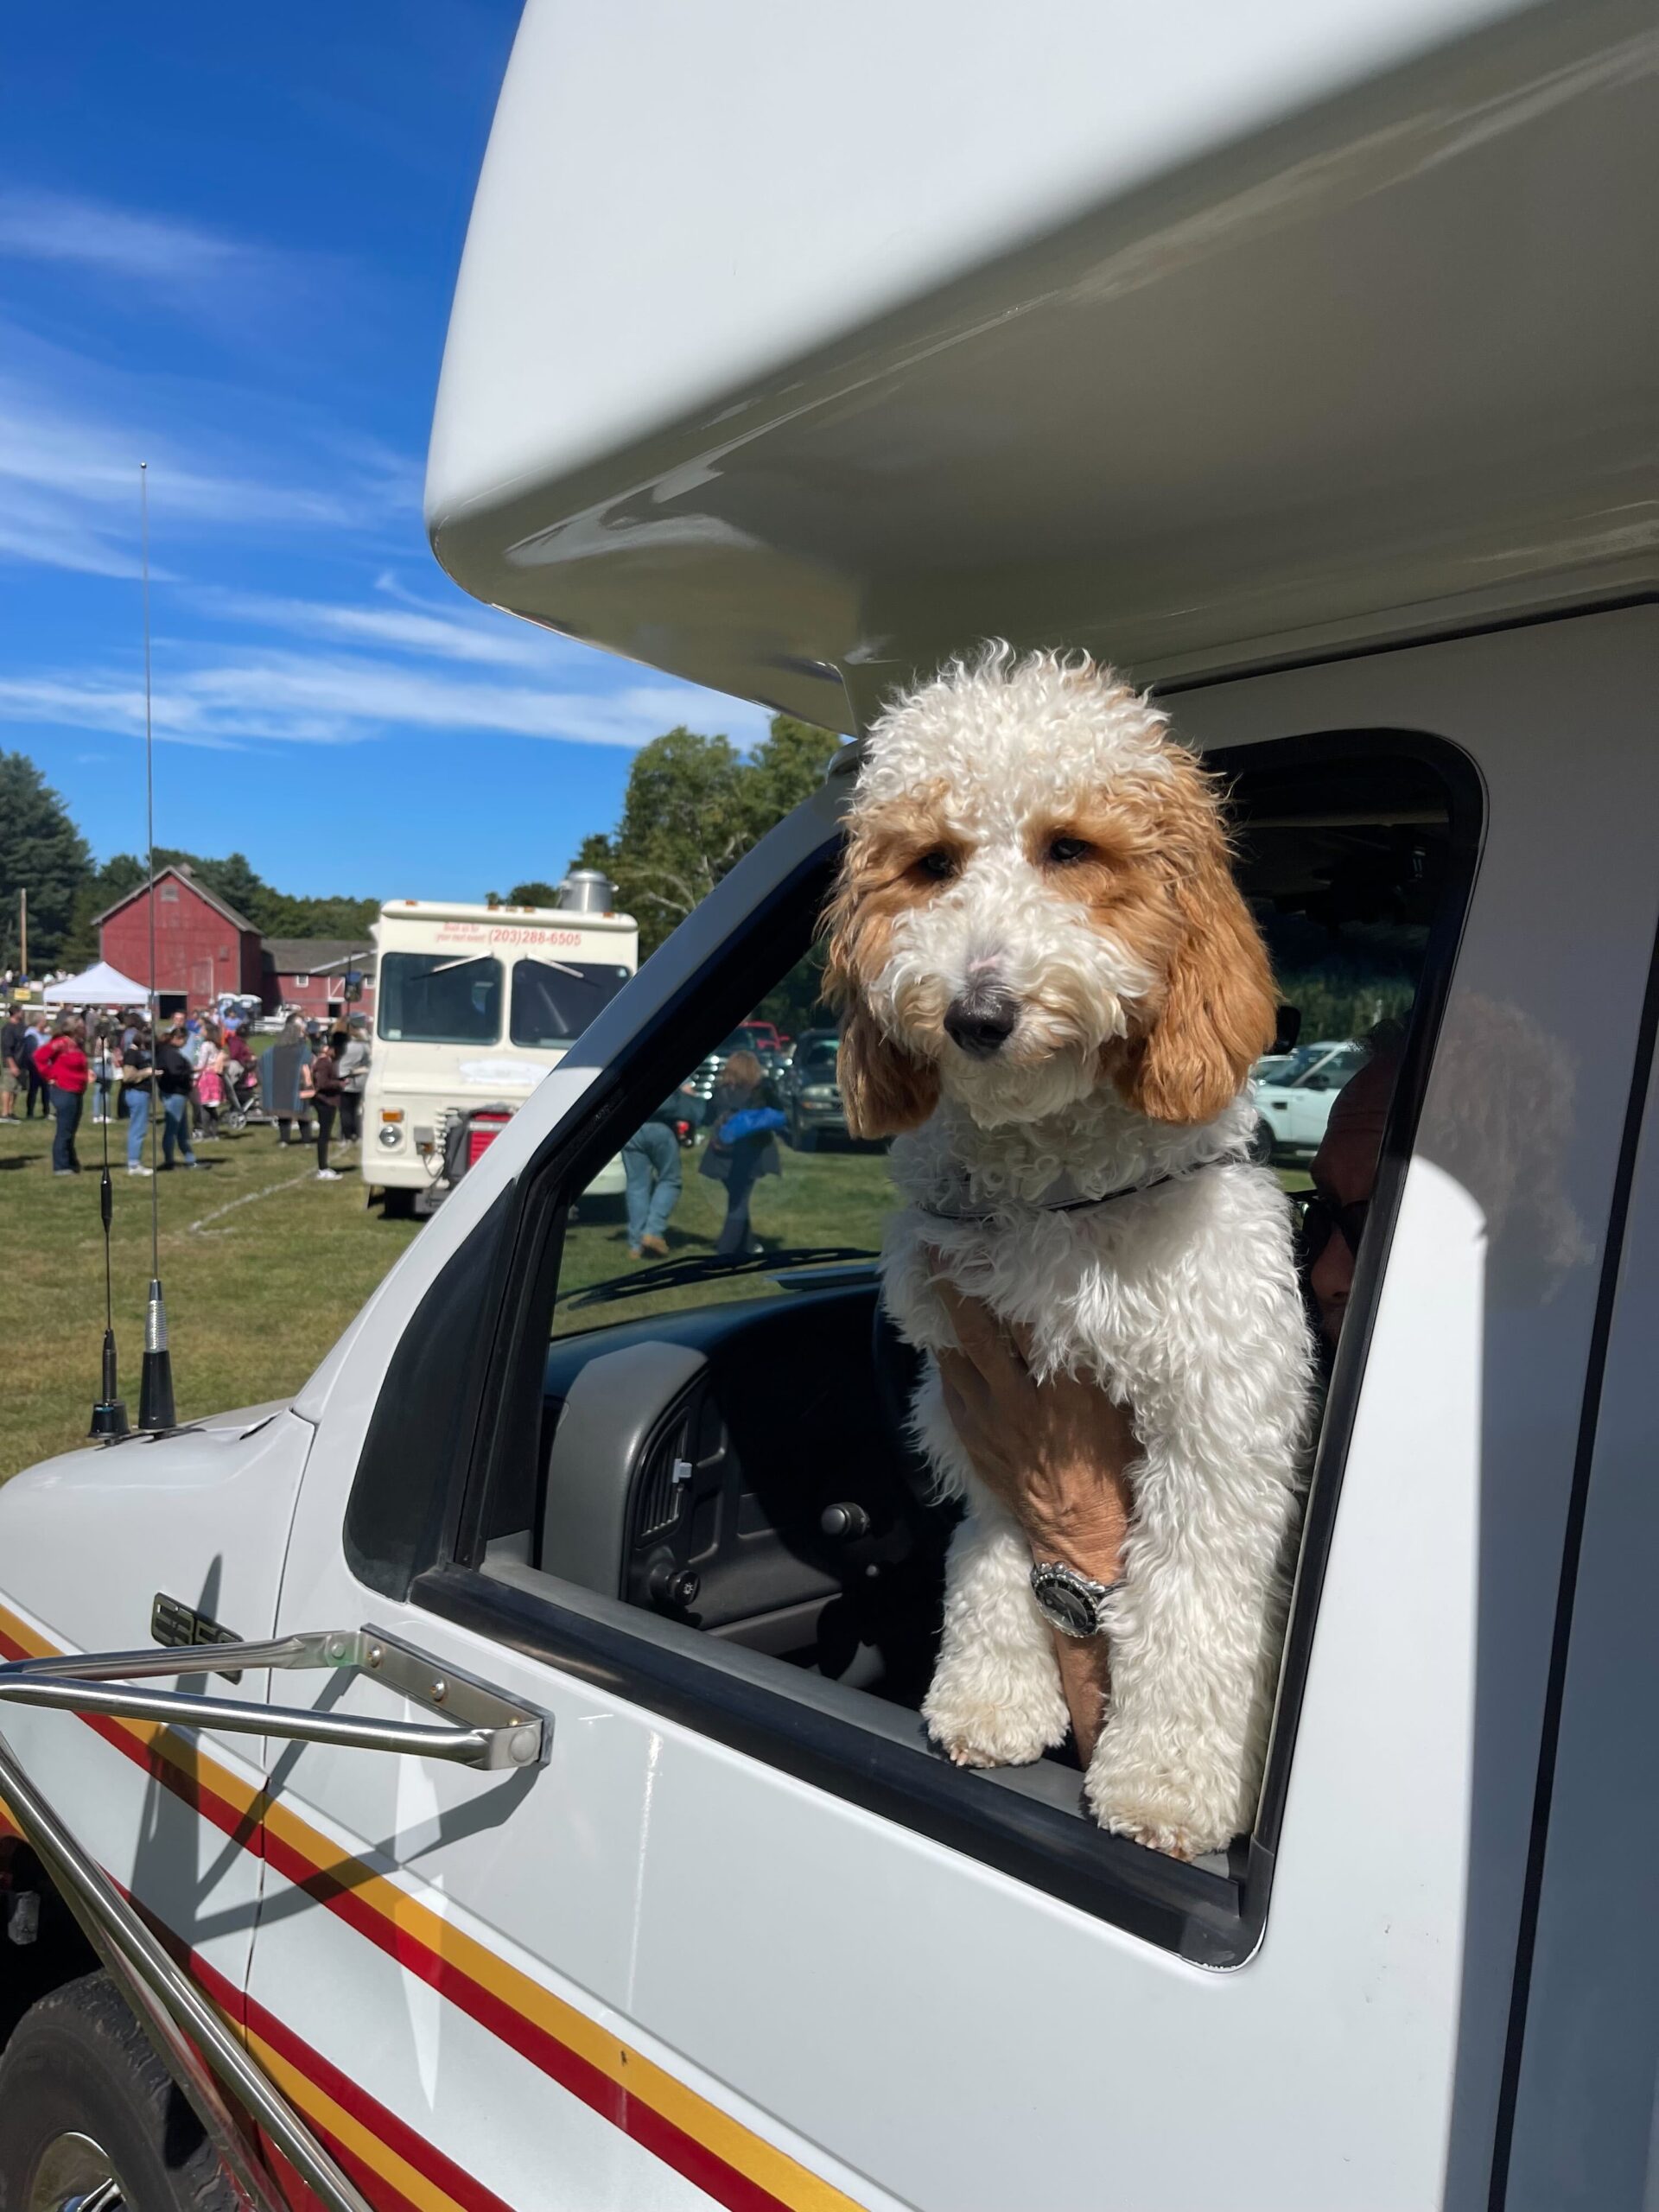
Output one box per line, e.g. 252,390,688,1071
262,940,377,1025
94,866,264,1017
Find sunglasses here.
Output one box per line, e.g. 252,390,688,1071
1294,1188,1370,1265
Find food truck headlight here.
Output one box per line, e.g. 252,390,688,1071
378,1122,404,1150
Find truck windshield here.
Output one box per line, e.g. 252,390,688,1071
378,951,503,1044
510,957,632,1046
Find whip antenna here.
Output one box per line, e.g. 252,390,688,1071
137,461,176,1432
88,1040,129,1440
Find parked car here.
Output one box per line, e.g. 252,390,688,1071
781,1028,846,1148
1253,1040,1369,1160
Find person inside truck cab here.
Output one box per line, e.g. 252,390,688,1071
1300,1046,1396,1351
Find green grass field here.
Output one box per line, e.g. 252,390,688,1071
554,1139,895,1338
0,1109,899,1478
1,1105,1305,1480
0,1112,424,1478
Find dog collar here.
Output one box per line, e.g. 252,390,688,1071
914,1154,1236,1226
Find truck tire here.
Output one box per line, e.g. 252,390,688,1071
0,1972,238,2212
381,1185,416,1220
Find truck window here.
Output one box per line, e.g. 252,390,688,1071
378,951,502,1044
366,732,1480,1958
510,957,633,1047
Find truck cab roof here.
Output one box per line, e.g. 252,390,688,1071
428,0,1655,722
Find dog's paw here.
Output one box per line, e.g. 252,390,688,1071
923,1681,1070,1770
1084,1738,1242,1860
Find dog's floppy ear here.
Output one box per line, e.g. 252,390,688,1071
1118,776,1275,1126
821,842,940,1139
836,1004,939,1138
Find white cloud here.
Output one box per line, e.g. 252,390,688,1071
0,478,166,580
0,675,237,751
0,650,770,754
0,189,250,286
188,586,564,670
0,188,336,331
0,372,420,578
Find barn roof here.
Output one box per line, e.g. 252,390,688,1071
91,864,260,937
264,939,377,976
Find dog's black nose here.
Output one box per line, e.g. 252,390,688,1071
944,988,1020,1058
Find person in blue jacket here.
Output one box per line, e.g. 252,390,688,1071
698,1048,786,1255
622,1087,696,1259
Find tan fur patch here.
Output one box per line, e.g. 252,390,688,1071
822,788,949,1137
1110,753,1275,1124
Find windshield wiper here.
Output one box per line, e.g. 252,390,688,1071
558,1245,878,1312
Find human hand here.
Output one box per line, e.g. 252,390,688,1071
931,1271,1135,1580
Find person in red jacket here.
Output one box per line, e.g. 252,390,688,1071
35,1018,90,1178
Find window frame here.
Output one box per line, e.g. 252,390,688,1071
365,728,1482,1967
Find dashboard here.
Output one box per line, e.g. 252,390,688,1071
501,1282,950,1707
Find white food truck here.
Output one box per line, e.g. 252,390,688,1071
365,893,637,1214
0,3,1654,2209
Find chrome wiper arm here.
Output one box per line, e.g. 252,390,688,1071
558,1245,878,1311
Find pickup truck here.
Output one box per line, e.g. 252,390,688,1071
1,2,1653,2208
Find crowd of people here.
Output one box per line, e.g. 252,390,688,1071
0,1002,370,1182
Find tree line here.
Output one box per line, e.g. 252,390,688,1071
0,753,380,975
0,716,843,996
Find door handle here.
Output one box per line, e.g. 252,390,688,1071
0,1626,548,1771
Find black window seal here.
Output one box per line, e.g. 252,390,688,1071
1249,729,1484,1863
378,725,1483,1964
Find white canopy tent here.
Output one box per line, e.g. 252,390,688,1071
41,962,151,1007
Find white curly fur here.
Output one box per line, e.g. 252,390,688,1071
845,646,1317,1858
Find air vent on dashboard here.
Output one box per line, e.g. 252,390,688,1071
635,1412,693,1542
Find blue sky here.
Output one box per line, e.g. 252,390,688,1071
0,3,769,902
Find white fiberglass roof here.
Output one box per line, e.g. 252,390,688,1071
429,0,1657,724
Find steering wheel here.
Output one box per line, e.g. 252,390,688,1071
869,1301,941,1513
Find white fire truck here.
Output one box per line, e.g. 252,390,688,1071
364,891,638,1214
1,3,1654,2209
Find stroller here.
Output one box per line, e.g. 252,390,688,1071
218,1058,258,1134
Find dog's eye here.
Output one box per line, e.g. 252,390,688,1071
1046,836,1090,865
917,849,957,880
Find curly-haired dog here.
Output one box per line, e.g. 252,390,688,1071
825,645,1316,1857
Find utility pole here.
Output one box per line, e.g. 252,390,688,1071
18,887,26,984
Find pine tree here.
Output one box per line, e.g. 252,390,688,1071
0,753,92,973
